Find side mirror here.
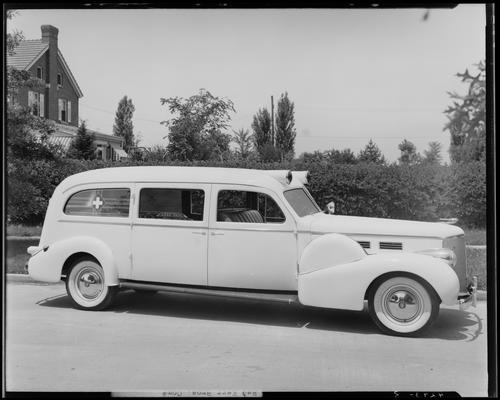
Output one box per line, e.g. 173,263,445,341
325,201,335,215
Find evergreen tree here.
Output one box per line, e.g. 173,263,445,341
423,141,443,165
68,121,96,160
251,108,272,158
444,61,485,163
398,139,421,165
232,128,254,159
275,92,296,161
358,139,386,164
113,95,135,152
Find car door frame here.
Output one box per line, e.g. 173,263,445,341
130,182,212,285
207,183,299,291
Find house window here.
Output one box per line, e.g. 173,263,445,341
57,73,63,86
58,98,72,123
28,91,45,117
36,67,43,80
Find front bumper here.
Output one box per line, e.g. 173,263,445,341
458,276,478,311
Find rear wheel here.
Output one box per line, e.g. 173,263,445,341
66,259,117,310
368,275,439,336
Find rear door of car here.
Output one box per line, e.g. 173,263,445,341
131,182,210,285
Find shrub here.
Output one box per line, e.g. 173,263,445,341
6,157,486,228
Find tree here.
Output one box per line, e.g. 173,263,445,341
444,61,486,163
113,95,135,152
423,141,442,165
232,128,254,159
6,11,24,56
67,121,96,160
358,139,386,164
161,89,235,161
326,148,357,164
7,10,56,161
275,92,296,161
251,108,272,158
398,139,421,165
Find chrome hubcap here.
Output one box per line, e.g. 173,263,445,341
383,287,422,323
76,267,104,300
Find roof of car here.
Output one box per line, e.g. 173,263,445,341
56,166,304,194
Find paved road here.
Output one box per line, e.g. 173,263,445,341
6,280,488,395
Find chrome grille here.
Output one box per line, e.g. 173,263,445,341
379,241,403,250
357,241,371,249
443,235,467,291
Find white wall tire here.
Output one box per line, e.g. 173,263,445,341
368,275,439,336
66,259,117,311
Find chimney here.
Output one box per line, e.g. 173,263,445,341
41,25,58,46
41,25,59,121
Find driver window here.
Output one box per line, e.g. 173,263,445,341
217,190,285,223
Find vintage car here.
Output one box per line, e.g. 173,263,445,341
27,166,477,336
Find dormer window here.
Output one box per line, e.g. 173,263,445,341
57,73,63,87
36,67,43,80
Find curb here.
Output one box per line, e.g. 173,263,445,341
5,274,488,301
6,273,63,285
6,236,41,240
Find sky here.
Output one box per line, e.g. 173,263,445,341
7,5,486,162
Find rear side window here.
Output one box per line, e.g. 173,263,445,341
64,188,130,217
139,188,204,221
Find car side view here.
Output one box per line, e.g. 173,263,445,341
27,166,477,336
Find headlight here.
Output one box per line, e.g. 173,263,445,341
415,248,457,267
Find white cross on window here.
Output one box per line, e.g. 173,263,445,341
92,196,103,210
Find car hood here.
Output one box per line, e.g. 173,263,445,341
305,213,464,239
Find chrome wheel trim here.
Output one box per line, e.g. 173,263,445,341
75,266,104,300
373,277,432,334
68,261,109,308
382,286,423,323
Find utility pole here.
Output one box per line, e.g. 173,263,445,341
271,95,275,146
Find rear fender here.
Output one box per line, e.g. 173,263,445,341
27,236,119,285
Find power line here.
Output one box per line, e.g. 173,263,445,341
80,104,162,124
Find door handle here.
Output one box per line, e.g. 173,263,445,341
210,232,224,236
192,231,206,236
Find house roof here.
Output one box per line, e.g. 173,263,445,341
52,123,124,145
7,39,83,98
7,40,48,70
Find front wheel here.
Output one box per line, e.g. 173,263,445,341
368,275,439,336
66,259,117,310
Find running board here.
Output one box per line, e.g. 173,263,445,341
120,280,299,305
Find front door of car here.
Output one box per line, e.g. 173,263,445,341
208,184,298,291
131,183,210,285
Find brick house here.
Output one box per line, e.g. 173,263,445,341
7,25,127,161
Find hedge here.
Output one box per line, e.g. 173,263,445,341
7,157,486,228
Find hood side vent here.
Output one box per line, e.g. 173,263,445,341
357,241,371,249
379,241,403,250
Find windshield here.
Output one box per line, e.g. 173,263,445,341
284,188,321,217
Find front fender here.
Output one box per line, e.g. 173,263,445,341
27,236,119,286
298,251,459,311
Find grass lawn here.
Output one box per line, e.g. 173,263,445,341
7,224,42,237
464,229,487,246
